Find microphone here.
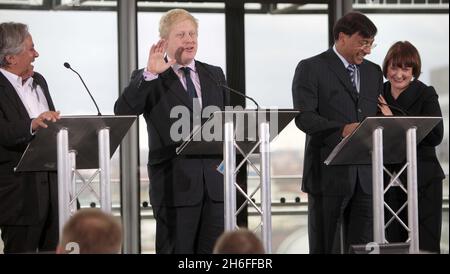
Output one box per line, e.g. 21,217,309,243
198,62,261,109
64,62,102,116
358,94,408,116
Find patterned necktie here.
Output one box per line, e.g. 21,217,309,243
180,67,197,99
347,64,357,91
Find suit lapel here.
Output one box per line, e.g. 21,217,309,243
34,73,55,111
324,49,358,103
0,72,31,119
358,61,370,101
196,61,214,109
160,67,194,111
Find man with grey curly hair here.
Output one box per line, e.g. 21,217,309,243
0,22,60,253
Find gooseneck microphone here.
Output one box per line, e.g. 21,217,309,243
198,62,261,109
64,62,102,116
359,94,409,116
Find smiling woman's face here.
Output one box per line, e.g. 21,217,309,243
387,62,414,93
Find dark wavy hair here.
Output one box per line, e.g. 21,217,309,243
382,41,422,79
333,11,377,41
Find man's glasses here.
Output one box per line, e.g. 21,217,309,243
358,40,377,50
175,31,197,40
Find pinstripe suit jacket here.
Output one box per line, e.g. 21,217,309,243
292,48,383,196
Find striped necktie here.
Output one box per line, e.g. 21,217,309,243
347,64,357,91
180,67,197,99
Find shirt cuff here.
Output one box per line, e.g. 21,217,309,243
143,69,159,81
30,121,36,135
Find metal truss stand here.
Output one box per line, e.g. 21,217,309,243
176,109,298,254
14,115,136,238
372,127,419,253
325,116,442,254
224,119,273,253
57,127,112,236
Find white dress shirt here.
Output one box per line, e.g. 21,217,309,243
0,68,50,118
142,58,202,107
333,45,360,93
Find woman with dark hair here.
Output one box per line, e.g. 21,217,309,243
378,41,444,253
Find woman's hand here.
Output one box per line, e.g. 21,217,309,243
378,95,393,116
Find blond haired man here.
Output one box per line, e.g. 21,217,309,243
115,9,229,254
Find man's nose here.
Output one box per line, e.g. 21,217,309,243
184,34,194,42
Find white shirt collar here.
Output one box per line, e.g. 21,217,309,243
333,44,353,69
169,57,196,73
0,67,34,88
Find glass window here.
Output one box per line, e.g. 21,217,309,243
245,13,328,202
244,13,328,253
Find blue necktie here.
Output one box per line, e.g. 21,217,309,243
180,67,197,99
347,64,357,91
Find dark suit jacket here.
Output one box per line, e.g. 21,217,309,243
292,48,383,196
0,71,58,225
114,60,230,206
383,80,445,185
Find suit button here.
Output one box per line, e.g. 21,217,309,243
358,109,362,113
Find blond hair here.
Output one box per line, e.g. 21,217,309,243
159,9,198,38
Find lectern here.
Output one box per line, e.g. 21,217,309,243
15,115,136,236
325,116,442,253
177,108,299,253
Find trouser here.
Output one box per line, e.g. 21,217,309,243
1,175,58,254
308,182,373,254
152,193,224,254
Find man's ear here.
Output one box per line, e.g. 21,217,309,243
5,55,15,66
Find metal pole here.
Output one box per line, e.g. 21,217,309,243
57,128,71,237
69,151,77,214
259,122,272,253
328,0,353,47
224,119,236,231
372,127,385,244
99,128,112,213
406,127,419,254
117,0,140,254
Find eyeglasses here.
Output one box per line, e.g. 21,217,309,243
358,40,377,50
174,31,197,40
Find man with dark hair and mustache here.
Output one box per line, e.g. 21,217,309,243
292,12,383,253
